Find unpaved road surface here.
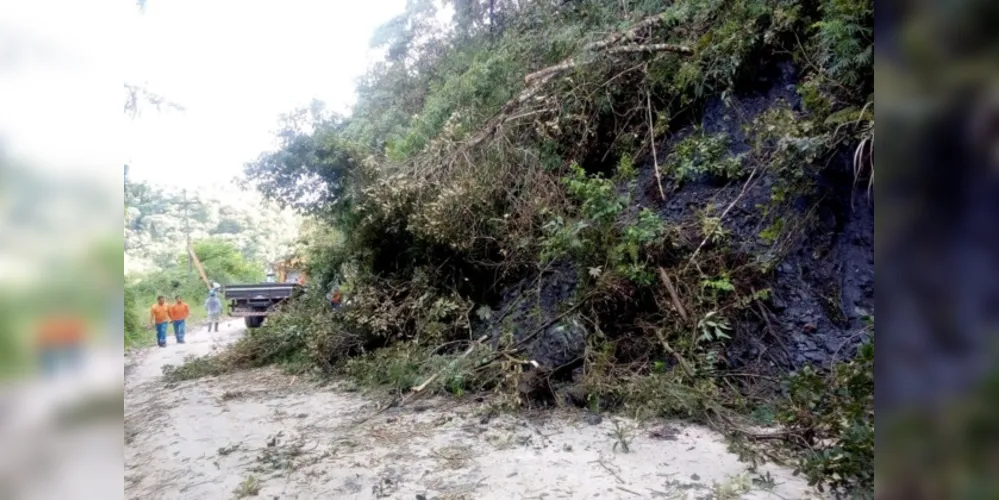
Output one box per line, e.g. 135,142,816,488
125,322,822,500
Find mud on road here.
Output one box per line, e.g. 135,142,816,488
124,323,822,500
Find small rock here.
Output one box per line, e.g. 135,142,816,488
584,413,603,425
563,444,573,452
386,417,397,423
296,413,308,418
480,414,492,425
649,424,679,440
691,473,701,481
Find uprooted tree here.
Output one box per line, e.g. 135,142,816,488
211,0,873,495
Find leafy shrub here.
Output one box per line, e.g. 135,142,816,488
542,162,663,284
777,338,874,496
124,279,144,347
667,131,745,182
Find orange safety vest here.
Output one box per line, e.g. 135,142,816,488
36,316,85,347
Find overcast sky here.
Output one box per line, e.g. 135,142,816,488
0,0,406,189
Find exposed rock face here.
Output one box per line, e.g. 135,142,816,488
484,61,874,388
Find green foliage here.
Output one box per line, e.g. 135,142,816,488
667,131,744,182
614,153,637,181
542,164,663,284
811,0,873,88
697,311,732,342
702,274,735,294
777,338,874,496
124,277,144,348
243,107,360,216
613,209,664,285
564,163,625,225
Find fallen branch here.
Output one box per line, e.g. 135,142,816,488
479,293,596,368
682,166,760,273
508,293,594,352
645,84,666,201
656,267,687,322
523,43,692,86
411,334,488,393
654,328,696,379
352,335,487,426
524,13,685,84
462,13,694,152
608,43,692,55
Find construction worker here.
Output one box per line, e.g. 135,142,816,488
168,295,189,343
36,313,85,376
328,287,343,311
205,290,223,333
149,295,171,347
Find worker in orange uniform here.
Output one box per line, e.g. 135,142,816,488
168,295,190,344
36,314,85,376
149,295,172,347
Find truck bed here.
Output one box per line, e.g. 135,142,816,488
224,283,303,326
223,283,301,300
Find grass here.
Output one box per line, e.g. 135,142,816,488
609,420,632,453
232,475,261,498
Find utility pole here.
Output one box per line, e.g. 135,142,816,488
177,189,201,276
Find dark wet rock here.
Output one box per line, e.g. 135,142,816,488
641,61,873,370
484,260,584,374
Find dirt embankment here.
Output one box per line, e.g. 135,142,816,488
125,324,822,499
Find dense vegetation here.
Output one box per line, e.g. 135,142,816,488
181,0,874,495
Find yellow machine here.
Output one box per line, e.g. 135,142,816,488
273,256,307,284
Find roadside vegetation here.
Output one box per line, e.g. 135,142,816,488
168,0,873,495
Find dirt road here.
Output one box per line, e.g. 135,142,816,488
124,322,822,500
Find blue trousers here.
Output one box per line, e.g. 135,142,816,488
155,322,169,346
172,319,186,342
39,345,82,376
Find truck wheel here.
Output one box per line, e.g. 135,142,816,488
244,315,264,329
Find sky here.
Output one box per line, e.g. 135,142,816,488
0,0,407,190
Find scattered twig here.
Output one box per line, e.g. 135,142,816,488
656,267,687,322
645,83,666,201
608,43,692,55
654,328,696,379
683,167,760,273
595,455,626,484
411,335,488,393
616,486,643,496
